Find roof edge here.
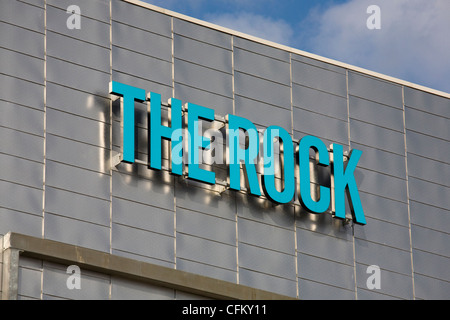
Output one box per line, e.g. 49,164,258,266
123,0,450,99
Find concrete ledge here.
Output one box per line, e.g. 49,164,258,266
2,232,296,300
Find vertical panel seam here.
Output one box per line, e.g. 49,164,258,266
41,0,48,301
402,86,416,299
289,52,299,299
346,69,358,300
109,0,113,300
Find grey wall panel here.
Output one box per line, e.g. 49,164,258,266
177,233,236,271
177,207,236,246
1,101,44,136
235,96,291,130
112,223,174,263
175,34,232,74
296,211,352,241
355,263,413,299
176,182,236,221
408,177,450,210
112,170,174,211
112,21,171,62
111,276,175,300
349,96,404,132
354,217,410,251
411,225,450,258
46,5,109,48
43,262,110,300
47,0,110,23
46,134,109,174
0,153,43,189
46,160,110,200
0,208,42,238
239,218,295,255
294,130,349,152
18,266,42,300
352,143,406,180
404,86,450,118
355,239,412,276
174,18,231,50
113,198,174,236
0,46,43,83
354,168,407,203
237,194,295,230
0,126,44,163
414,274,450,300
348,72,403,109
239,243,296,280
405,107,450,141
46,108,110,148
175,59,232,98
45,213,110,252
406,130,449,164
112,0,171,38
47,57,110,97
359,192,409,226
409,201,450,235
234,71,290,109
112,46,172,87
239,268,297,298
407,153,449,187
233,37,289,62
0,21,44,59
298,278,354,300
292,61,346,97
112,71,173,103
297,253,354,290
0,0,44,33
177,258,237,284
357,288,402,300
293,108,348,145
413,249,450,282
292,54,346,75
292,84,347,121
0,180,42,216
234,47,290,85
46,31,110,73
297,228,353,265
17,0,45,9
350,119,405,156
174,82,233,117
46,83,110,123
46,186,110,227
0,74,44,110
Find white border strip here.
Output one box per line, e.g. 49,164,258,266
123,0,450,99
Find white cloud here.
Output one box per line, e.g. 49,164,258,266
205,12,294,46
300,0,450,93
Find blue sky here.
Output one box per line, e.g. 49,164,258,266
143,0,450,94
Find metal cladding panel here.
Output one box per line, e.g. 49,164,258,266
46,5,109,48
1,0,450,300
174,34,232,74
0,21,45,59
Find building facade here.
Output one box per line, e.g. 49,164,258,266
1,0,449,300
